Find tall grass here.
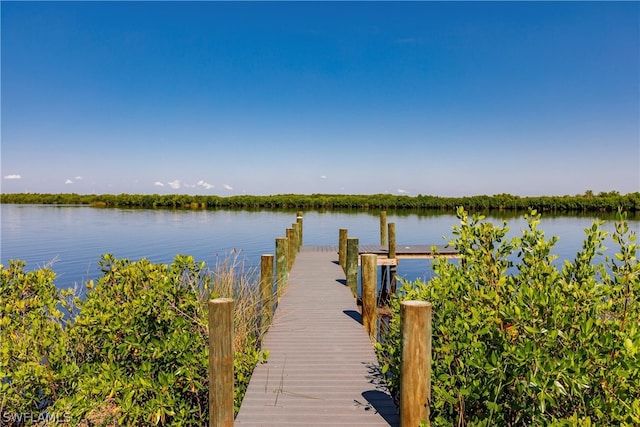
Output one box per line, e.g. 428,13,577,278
208,250,265,350
206,249,282,415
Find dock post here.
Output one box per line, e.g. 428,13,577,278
208,298,234,427
379,266,389,306
339,228,348,273
296,212,303,246
286,228,296,268
388,223,397,294
291,223,300,255
361,253,378,340
400,300,432,427
292,223,299,254
260,254,274,335
380,210,387,246
346,237,359,297
275,237,289,295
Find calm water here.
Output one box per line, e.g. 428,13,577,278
1,205,637,291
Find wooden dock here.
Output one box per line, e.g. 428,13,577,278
234,246,399,426
359,244,458,265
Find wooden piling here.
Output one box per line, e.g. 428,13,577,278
260,254,274,334
388,222,396,259
293,222,301,254
296,212,303,246
286,228,295,268
339,228,348,273
275,237,288,292
400,300,432,427
379,265,389,305
380,211,387,246
208,298,234,427
388,222,398,294
361,253,377,340
346,237,359,297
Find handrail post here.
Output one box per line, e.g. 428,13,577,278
400,300,432,427
380,210,387,246
339,228,348,273
346,237,359,297
293,222,301,254
388,222,397,294
259,254,274,335
275,237,289,296
296,212,303,247
286,228,295,268
361,253,378,340
208,298,234,427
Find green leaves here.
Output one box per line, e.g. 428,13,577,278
1,253,266,426
3,191,639,212
0,260,66,414
377,209,640,426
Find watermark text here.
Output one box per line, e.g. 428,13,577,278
1,412,70,426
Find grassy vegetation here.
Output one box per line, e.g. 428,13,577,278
0,252,272,426
2,191,639,212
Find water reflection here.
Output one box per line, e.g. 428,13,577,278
1,205,637,292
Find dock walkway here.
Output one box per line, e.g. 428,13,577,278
234,246,399,426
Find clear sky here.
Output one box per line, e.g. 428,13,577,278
1,1,638,197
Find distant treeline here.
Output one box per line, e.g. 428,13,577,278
1,191,638,212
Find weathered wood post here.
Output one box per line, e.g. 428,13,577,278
339,228,348,273
291,223,296,252
346,237,359,297
208,298,234,427
296,212,303,246
259,254,274,334
379,264,389,305
379,211,388,302
286,227,295,268
361,253,378,340
400,300,432,427
388,222,398,295
292,222,300,254
380,210,387,246
275,237,288,295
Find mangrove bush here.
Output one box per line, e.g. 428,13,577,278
0,253,267,426
2,191,639,213
377,208,639,426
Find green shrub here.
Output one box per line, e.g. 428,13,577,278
1,253,266,426
0,261,71,418
377,208,639,426
3,191,639,212
53,254,212,426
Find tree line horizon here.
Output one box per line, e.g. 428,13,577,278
1,190,638,212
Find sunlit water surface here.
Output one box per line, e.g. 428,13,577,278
1,205,637,293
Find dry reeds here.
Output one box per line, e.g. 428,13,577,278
208,250,265,350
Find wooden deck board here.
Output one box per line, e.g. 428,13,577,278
235,248,399,426
359,244,458,258
300,244,458,261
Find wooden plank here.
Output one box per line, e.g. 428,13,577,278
235,248,399,426
359,244,459,258
375,258,398,266
307,244,458,258
307,244,458,263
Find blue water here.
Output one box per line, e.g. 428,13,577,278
1,205,636,292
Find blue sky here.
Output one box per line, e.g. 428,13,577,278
1,1,638,197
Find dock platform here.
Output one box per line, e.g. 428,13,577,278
234,246,399,426
359,244,458,265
